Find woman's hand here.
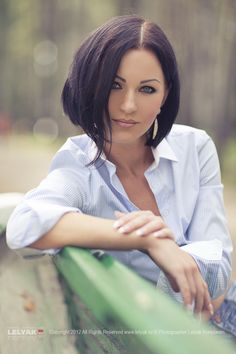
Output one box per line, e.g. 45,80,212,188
147,238,214,316
113,210,174,240
113,210,213,316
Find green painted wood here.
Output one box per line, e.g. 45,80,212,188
59,273,142,354
54,247,236,354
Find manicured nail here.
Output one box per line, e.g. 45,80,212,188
113,220,122,229
186,304,193,311
153,231,162,237
118,226,127,234
136,229,144,236
208,303,214,316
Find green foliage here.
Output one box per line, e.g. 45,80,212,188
222,138,236,185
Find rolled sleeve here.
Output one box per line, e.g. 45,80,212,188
6,201,79,254
181,240,231,299
6,149,89,256
189,254,231,299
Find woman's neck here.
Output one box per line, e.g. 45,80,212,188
104,140,154,176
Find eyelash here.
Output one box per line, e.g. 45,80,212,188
111,81,157,94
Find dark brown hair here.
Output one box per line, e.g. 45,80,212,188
62,15,180,164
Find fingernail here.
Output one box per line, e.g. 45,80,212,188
186,303,193,312
118,226,127,233
136,229,144,236
208,303,214,316
113,220,122,229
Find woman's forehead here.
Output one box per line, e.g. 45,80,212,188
116,48,165,82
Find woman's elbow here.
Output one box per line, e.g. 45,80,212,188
6,208,42,250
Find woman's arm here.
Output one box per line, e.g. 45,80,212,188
184,135,233,299
29,211,158,251
112,211,214,315
31,211,212,314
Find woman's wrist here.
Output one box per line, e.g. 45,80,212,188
145,235,175,254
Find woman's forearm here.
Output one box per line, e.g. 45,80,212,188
29,211,217,316
29,212,155,251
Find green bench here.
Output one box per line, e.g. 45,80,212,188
1,193,235,354
54,247,235,354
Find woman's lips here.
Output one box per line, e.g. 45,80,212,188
112,119,138,128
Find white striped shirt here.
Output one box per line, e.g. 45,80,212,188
6,124,233,299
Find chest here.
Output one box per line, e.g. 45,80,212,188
117,173,161,216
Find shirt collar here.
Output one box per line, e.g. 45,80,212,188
87,140,116,171
153,138,178,162
87,137,178,167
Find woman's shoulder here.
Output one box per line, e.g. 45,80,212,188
169,124,209,138
164,124,217,165
167,124,212,149
58,133,91,154
49,134,92,172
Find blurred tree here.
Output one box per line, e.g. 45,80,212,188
0,0,235,157
0,0,9,111
117,0,142,14
138,0,236,156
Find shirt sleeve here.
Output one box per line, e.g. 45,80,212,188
6,149,89,257
184,133,233,299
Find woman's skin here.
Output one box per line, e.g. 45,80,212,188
30,48,215,317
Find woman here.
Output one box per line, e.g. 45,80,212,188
6,15,232,321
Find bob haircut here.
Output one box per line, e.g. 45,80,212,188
62,15,180,164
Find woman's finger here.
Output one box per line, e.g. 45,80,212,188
202,282,214,316
113,211,139,228
186,272,197,308
193,279,205,314
134,219,165,236
117,214,155,234
193,272,211,315
152,228,174,240
113,210,154,230
175,273,193,308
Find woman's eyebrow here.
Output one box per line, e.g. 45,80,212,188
115,75,161,84
141,78,161,84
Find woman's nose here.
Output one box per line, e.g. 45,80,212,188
120,91,137,114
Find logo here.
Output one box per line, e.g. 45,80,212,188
8,327,44,337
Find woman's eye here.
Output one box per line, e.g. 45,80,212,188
111,81,121,89
140,86,156,94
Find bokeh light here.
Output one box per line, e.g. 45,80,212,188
33,117,58,143
33,40,58,77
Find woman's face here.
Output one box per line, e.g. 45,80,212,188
107,48,168,145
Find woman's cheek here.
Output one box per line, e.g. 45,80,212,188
146,107,161,122
144,98,162,117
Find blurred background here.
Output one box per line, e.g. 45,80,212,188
0,0,235,275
